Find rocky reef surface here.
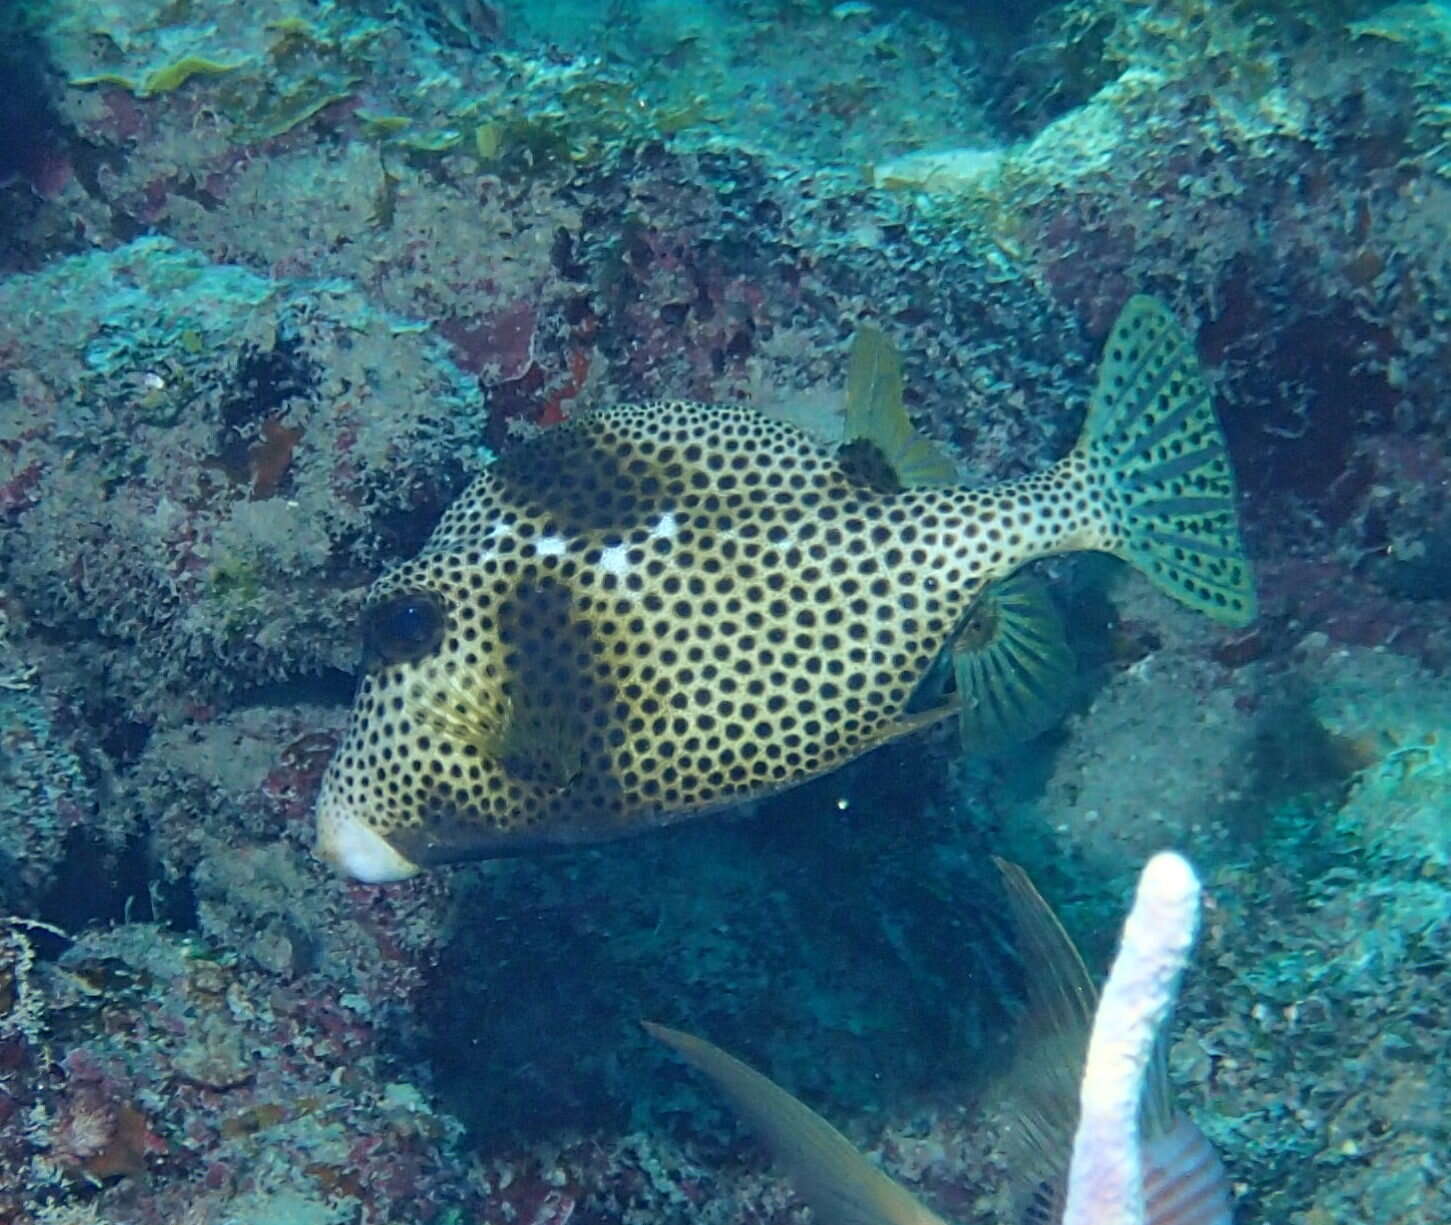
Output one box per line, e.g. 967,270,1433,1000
0,1,1447,1222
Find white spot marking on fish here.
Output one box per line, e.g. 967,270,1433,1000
536,534,567,557
599,543,632,577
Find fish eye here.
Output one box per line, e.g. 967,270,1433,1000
362,590,446,665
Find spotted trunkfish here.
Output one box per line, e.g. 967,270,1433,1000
316,296,1255,881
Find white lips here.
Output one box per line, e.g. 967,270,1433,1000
315,789,420,883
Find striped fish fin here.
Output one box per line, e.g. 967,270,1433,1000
1141,1113,1234,1225
953,576,1075,757
1013,1115,1232,1225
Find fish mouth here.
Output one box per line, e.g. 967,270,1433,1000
314,788,421,883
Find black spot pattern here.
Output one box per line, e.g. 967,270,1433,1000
318,401,1107,865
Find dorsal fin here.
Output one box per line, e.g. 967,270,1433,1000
837,436,905,494
842,326,959,488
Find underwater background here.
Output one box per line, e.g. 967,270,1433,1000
0,0,1448,1221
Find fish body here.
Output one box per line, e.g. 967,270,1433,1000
316,298,1254,881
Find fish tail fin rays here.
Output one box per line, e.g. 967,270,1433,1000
952,575,1076,757
1075,296,1256,627
642,1022,950,1225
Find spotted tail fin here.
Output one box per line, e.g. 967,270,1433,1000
1078,297,1256,626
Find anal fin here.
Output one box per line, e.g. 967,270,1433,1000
644,1022,949,1225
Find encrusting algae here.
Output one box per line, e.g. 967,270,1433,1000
315,296,1255,881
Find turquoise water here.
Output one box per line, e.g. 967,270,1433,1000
0,2,1447,1222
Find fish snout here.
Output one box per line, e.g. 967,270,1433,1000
314,779,421,883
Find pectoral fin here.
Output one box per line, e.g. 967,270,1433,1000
953,575,1075,757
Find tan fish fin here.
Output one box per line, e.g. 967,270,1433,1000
1077,296,1256,626
422,667,511,758
843,326,959,488
419,683,580,791
992,857,1094,1185
493,690,585,790
429,575,586,790
866,699,961,751
952,575,1074,757
996,859,1177,1138
644,1022,950,1225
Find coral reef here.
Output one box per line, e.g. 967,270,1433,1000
2,918,481,1224
0,0,1448,1221
0,237,491,701
1176,644,1451,1224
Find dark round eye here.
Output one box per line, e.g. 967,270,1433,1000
362,591,445,665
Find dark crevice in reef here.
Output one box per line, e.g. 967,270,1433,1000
34,830,199,948
0,9,64,181
228,668,360,711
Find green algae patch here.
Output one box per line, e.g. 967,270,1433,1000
73,55,245,97
246,81,358,139
358,112,412,137
142,55,244,94
52,1,383,144
74,56,356,139
455,83,715,178
401,128,466,154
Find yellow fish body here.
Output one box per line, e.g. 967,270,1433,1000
316,297,1254,881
